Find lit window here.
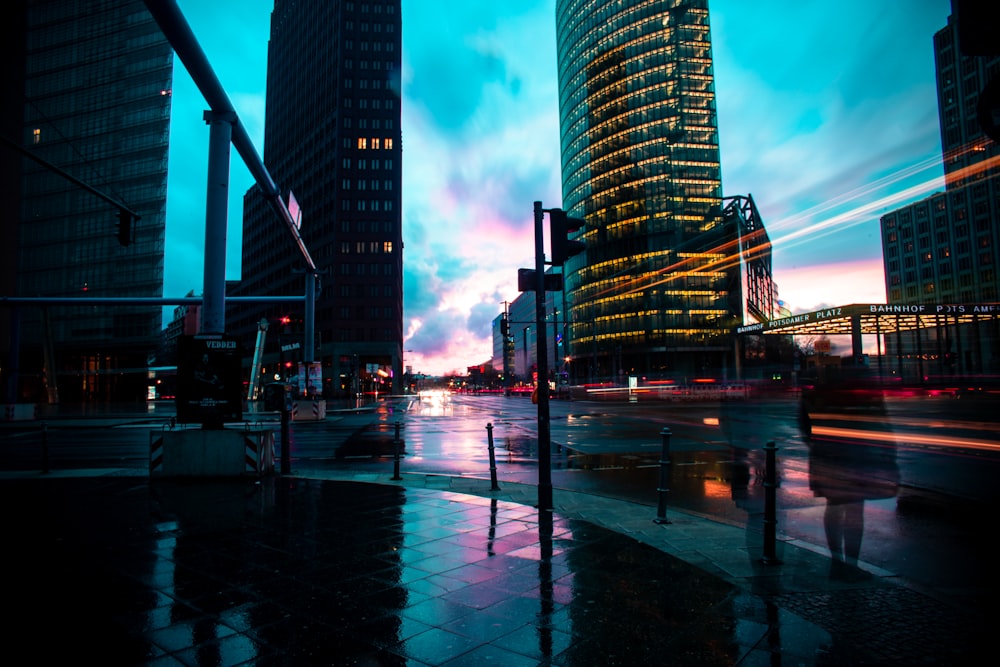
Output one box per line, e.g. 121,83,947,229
32,128,41,144
384,138,393,150
372,138,380,149
358,137,367,149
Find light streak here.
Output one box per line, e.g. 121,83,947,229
811,426,1000,453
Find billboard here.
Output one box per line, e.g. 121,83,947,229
176,334,244,426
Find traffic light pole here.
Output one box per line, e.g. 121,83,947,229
202,109,235,335
533,201,553,511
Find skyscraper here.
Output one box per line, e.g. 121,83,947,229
6,0,172,403
880,14,999,305
556,0,739,383
877,11,1000,380
229,0,403,399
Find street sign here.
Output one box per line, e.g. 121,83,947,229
288,190,302,230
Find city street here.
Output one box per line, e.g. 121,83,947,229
1,390,997,612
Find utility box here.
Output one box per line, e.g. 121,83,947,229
263,382,291,412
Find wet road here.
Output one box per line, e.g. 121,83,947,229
296,392,998,607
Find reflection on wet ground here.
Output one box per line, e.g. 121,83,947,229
5,476,813,666
287,392,1000,616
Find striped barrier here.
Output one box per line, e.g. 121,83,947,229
150,433,163,474
291,399,326,421
244,431,275,475
149,429,274,476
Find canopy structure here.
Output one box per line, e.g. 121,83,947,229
737,303,1000,337
736,302,1000,381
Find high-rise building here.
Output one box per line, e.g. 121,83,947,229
228,0,403,399
555,0,741,384
878,12,1000,379
880,14,999,305
6,0,172,403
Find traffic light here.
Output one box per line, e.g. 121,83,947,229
549,208,585,265
500,316,509,337
117,208,136,247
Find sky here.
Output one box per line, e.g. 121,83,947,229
166,0,952,376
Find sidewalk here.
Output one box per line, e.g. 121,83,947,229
0,464,985,665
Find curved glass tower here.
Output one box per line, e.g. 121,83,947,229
557,0,739,383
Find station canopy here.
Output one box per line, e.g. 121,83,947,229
735,302,1000,336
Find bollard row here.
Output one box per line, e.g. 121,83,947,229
653,427,781,567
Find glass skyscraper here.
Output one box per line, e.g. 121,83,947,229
8,0,172,402
229,0,404,399
556,0,739,383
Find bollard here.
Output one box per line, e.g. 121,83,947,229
391,421,402,480
654,427,671,524
41,421,49,474
486,423,500,490
761,440,782,565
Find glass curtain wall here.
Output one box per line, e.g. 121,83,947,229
556,0,739,384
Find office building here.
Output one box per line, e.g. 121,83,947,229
881,13,999,304
879,12,1000,378
496,283,565,386
555,0,744,384
6,0,172,402
228,0,404,399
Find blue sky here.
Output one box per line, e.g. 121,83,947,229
167,0,951,376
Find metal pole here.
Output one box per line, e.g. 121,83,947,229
392,421,402,480
534,201,552,511
304,272,316,364
280,398,290,475
486,423,500,491
761,440,782,565
654,427,671,524
202,110,235,335
141,0,316,270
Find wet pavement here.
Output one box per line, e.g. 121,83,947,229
0,402,991,665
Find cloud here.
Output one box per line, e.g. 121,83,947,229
774,258,887,313
713,0,950,275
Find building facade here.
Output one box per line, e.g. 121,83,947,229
495,283,565,387
227,0,404,399
8,0,172,403
879,12,1000,380
555,0,742,385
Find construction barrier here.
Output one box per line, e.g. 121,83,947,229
150,429,275,477
292,399,326,421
